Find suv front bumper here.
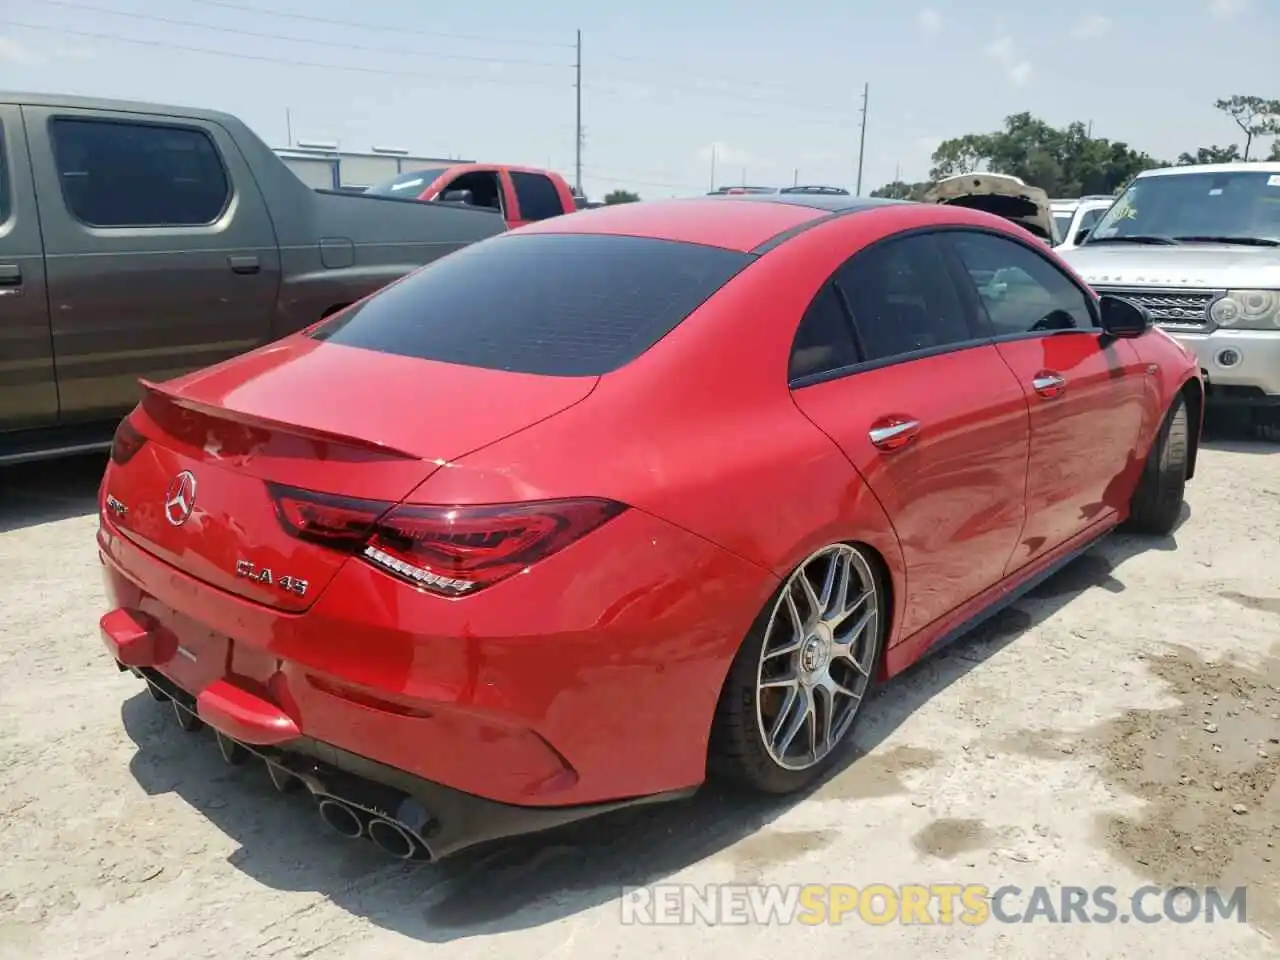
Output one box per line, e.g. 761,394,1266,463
1161,328,1280,405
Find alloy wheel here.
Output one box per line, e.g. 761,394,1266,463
755,544,880,771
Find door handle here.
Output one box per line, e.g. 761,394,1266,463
0,264,22,286
1031,371,1066,399
868,417,921,451
228,255,260,275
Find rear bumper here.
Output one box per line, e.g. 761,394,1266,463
1165,329,1280,403
95,494,771,810
112,662,693,860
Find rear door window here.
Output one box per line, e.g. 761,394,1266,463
510,171,566,221
833,233,980,363
49,117,230,227
788,284,859,381
312,233,754,376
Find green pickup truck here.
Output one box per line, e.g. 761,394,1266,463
0,92,506,465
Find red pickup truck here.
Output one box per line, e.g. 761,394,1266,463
365,163,578,228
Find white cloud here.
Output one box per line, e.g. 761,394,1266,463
0,35,96,63
983,36,1013,62
1007,61,1033,86
1070,14,1113,38
799,148,840,163
1208,0,1247,18
0,36,40,64
984,36,1032,86
612,81,653,102
916,8,942,32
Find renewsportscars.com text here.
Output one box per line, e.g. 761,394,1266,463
619,883,1248,926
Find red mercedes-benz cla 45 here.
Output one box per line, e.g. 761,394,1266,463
96,193,1202,861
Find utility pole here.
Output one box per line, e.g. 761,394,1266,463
574,30,583,195
285,107,293,147
855,82,869,197
793,167,799,186
709,144,717,192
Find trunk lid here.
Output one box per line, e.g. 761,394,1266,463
104,336,597,611
923,173,1057,244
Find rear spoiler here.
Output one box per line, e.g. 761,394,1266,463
136,379,420,460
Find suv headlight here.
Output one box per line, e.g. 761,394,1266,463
1210,290,1280,329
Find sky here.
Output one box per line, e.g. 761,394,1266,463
1,0,1277,201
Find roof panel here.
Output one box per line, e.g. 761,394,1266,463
509,197,831,252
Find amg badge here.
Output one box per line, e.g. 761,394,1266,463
235,559,308,597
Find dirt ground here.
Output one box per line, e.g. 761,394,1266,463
1,425,1277,959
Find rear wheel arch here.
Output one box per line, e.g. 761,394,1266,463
1179,374,1204,480
706,536,895,792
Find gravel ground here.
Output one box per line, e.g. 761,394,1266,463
1,428,1277,959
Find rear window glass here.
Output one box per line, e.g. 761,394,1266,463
365,168,448,197
311,233,754,376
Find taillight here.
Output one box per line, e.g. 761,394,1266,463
268,483,626,596
269,484,390,549
110,418,148,465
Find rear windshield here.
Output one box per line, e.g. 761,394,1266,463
365,168,449,197
310,233,755,376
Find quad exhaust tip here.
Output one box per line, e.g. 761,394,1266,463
317,797,365,839
145,682,434,861
316,796,430,860
367,817,419,860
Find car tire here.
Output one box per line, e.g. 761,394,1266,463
1125,392,1189,537
708,542,888,794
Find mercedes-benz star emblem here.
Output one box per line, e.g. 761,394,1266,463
164,470,198,527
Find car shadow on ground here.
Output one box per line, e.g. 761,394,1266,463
1201,409,1280,452
118,504,1189,943
0,453,105,534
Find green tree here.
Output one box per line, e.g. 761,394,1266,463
928,134,996,179
928,113,1162,196
603,189,640,204
1176,144,1242,165
869,180,931,200
1214,95,1280,160
1270,139,1280,161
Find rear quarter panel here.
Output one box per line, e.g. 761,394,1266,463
1127,327,1204,458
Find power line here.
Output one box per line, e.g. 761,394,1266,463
588,84,851,128
168,0,575,49
2,20,574,88
584,169,705,191
590,71,848,113
35,0,849,115
32,0,850,116
584,49,838,98
35,0,574,69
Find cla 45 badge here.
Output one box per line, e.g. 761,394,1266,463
235,559,308,597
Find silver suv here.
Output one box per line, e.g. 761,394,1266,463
1058,162,1280,420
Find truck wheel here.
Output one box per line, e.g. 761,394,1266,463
1125,393,1189,536
708,543,887,794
